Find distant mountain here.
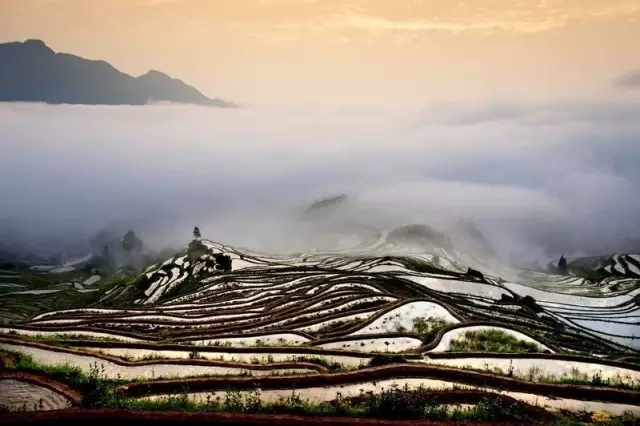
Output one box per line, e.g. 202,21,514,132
0,39,233,107
564,253,640,281
304,194,349,215
387,224,454,252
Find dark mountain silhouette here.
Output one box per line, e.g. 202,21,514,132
0,39,233,107
304,194,349,215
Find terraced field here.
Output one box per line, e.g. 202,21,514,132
566,254,640,282
1,231,639,424
0,264,120,323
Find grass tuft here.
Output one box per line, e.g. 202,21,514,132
447,329,542,353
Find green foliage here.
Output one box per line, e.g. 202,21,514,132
10,351,85,388
411,316,451,335
4,349,638,423
538,368,639,390
83,362,112,407
291,356,346,372
111,385,538,422
367,354,408,367
3,350,116,408
448,329,542,353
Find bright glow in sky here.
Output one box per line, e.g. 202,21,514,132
2,0,640,106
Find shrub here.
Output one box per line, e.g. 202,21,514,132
448,329,541,353
367,354,407,367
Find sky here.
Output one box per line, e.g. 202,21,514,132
1,0,640,106
1,1,640,264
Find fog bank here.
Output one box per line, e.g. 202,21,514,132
1,97,640,262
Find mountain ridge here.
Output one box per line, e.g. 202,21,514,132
0,39,234,107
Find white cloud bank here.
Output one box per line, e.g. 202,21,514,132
1,97,639,261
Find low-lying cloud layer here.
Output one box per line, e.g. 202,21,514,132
1,97,640,263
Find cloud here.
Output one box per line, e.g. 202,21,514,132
236,0,640,41
1,97,640,261
614,69,640,88
323,14,559,34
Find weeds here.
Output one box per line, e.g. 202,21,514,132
3,350,116,408
366,354,407,367
291,355,347,372
455,360,640,390
2,347,639,424
112,384,539,422
411,316,452,335
447,329,542,353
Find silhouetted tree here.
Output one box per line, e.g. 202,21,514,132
122,230,142,253
193,226,201,240
557,255,568,275
214,253,232,272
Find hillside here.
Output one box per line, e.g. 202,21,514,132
0,39,233,107
0,223,639,423
543,254,640,282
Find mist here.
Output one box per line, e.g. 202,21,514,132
1,96,640,264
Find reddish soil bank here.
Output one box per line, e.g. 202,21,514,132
0,409,543,425
0,371,82,404
120,363,640,405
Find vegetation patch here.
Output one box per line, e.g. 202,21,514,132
447,329,543,353
1,349,116,407
106,385,544,423
3,230,639,424
411,316,452,336
365,354,408,367
453,360,640,390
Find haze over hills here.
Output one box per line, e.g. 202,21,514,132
0,39,233,107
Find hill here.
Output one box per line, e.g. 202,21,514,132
0,39,233,107
1,224,639,423
564,253,640,281
304,194,349,215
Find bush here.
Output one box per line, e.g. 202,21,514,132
367,354,407,367
448,329,542,353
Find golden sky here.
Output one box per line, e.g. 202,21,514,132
1,0,639,106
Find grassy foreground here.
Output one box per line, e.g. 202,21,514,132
1,349,639,425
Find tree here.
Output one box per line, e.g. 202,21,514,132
193,226,201,240
122,230,142,253
214,253,232,272
557,255,568,275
